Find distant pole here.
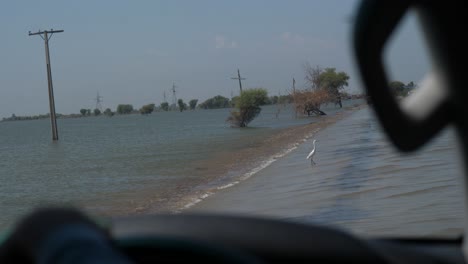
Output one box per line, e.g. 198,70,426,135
293,78,296,94
95,91,103,111
293,78,297,118
231,69,246,93
171,82,177,110
29,29,64,141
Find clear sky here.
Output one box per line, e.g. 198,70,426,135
0,0,430,116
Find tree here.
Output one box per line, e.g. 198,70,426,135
116,104,134,114
199,95,230,109
103,108,114,117
80,109,87,116
318,68,349,108
304,63,324,90
86,109,92,116
227,88,268,127
140,103,155,115
160,102,169,111
189,99,198,110
177,99,187,112
93,108,101,116
301,64,350,110
293,89,329,116
389,81,406,96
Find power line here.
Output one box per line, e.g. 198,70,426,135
29,29,64,141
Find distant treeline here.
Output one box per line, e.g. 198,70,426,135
2,113,83,122
2,90,367,122
198,94,293,109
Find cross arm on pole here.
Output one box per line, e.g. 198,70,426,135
28,30,44,36
48,30,64,34
28,29,64,36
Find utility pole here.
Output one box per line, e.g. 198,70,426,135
95,91,103,111
231,69,246,93
293,78,297,118
171,82,177,110
293,78,296,94
29,29,64,141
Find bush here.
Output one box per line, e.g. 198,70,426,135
160,102,169,111
293,89,329,116
139,103,155,115
177,99,187,112
189,99,198,110
199,95,230,109
227,88,268,127
117,104,134,114
103,108,114,117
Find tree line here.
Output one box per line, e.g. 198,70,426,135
10,62,414,124
74,94,295,118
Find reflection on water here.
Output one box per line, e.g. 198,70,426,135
193,108,464,237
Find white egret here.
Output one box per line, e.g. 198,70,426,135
306,139,317,165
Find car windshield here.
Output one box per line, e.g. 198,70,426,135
0,0,462,238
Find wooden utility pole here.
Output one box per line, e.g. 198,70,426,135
231,69,246,93
29,29,64,141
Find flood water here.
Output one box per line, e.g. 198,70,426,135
0,101,354,229
0,101,464,237
192,107,465,237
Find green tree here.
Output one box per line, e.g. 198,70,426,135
80,109,87,116
227,88,268,127
389,81,406,96
160,102,169,111
93,108,101,116
103,108,114,117
303,64,349,108
318,68,349,108
117,104,134,114
86,109,92,116
199,95,230,109
177,99,187,112
189,99,198,110
139,103,155,115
